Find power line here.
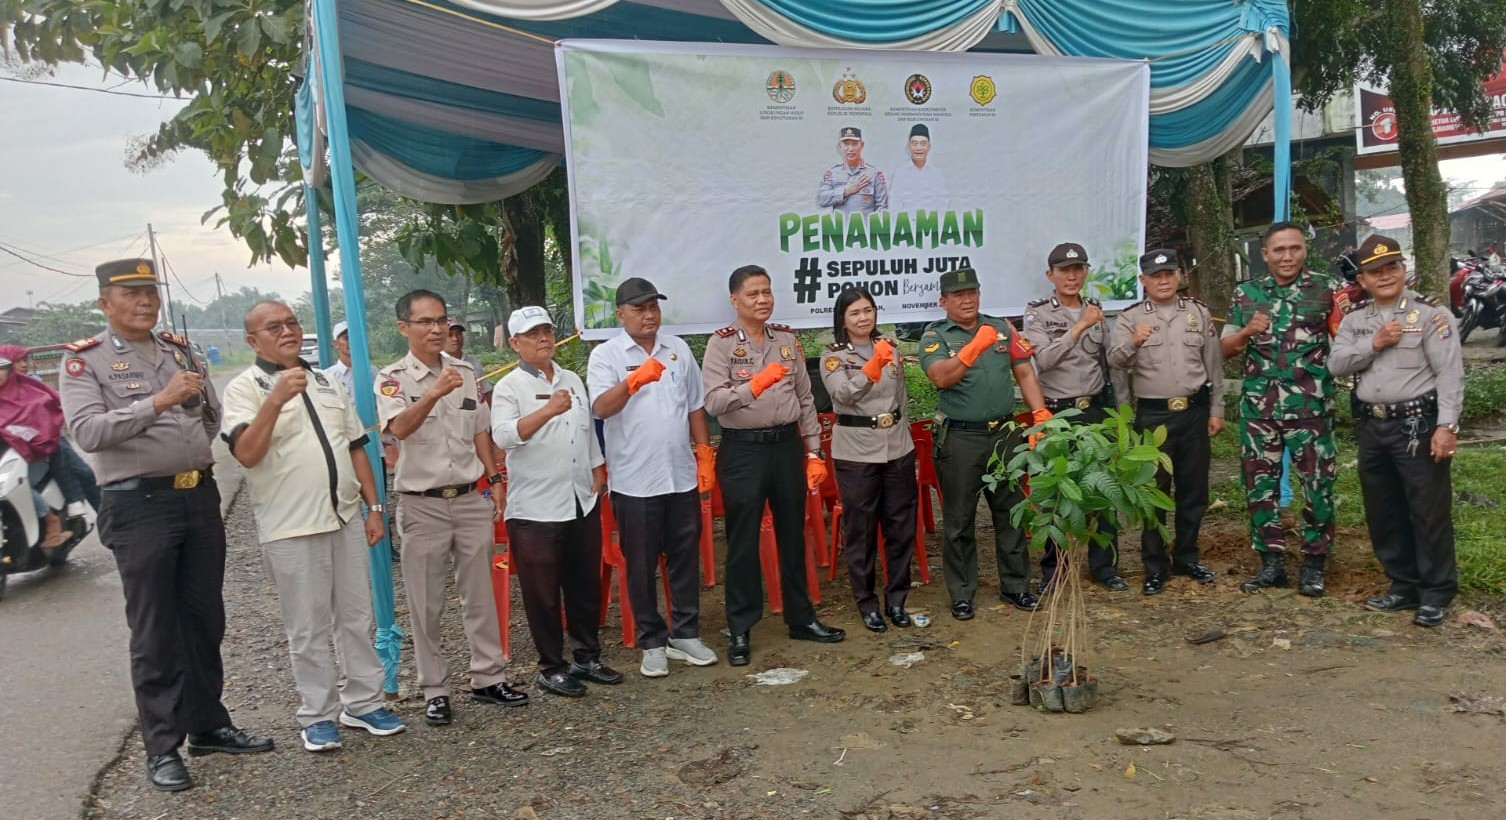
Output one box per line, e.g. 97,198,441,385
0,241,93,277
160,252,206,305
0,230,144,270
0,74,179,100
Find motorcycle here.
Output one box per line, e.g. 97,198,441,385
1448,255,1483,316
1456,264,1506,346
0,445,92,600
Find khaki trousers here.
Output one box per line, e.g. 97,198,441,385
260,516,385,726
397,492,507,699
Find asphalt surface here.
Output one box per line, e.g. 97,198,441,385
0,373,244,819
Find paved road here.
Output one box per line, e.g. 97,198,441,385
0,373,243,818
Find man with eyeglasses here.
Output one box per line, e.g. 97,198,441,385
221,300,405,752
60,259,273,792
375,290,523,726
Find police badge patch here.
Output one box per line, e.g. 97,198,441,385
379,379,401,397
823,357,840,372
65,357,86,377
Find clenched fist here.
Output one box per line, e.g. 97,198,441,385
154,370,204,412
268,368,308,406
1243,311,1272,337
957,324,1000,367
625,357,665,395
430,368,465,399
748,363,788,398
543,389,573,417
1131,323,1155,347
1372,321,1404,351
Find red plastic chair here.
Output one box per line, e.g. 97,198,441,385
483,472,513,660
698,494,717,588
911,420,941,535
597,493,637,648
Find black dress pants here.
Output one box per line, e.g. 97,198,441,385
507,499,604,675
611,489,703,649
1134,406,1210,576
717,434,814,635
1356,415,1457,607
833,452,917,615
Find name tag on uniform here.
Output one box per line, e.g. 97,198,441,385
535,394,551,400
461,398,477,410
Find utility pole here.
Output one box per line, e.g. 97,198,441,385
215,272,228,349
147,223,176,333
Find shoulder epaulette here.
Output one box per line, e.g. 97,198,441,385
767,322,794,333
1185,295,1209,308
1026,297,1050,308
824,341,849,352
1413,294,1439,307
64,337,101,352
1351,298,1371,311
714,325,737,337
159,331,190,348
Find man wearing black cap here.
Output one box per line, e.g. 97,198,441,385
587,277,720,678
918,267,1051,620
1022,243,1126,591
1107,250,1225,596
60,259,273,792
817,127,889,214
1331,235,1464,628
889,123,949,212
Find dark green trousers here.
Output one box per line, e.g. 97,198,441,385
935,425,1030,601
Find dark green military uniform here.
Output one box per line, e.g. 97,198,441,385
918,270,1036,604
1223,270,1341,556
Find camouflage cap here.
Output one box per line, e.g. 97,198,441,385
939,266,980,293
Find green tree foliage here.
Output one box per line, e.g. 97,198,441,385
9,300,105,346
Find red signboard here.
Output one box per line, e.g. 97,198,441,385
1357,60,1506,155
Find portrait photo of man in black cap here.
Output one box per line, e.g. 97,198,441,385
888,123,949,212
816,126,889,214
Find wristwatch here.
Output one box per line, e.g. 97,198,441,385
368,503,385,513
488,472,505,485
1440,422,1460,434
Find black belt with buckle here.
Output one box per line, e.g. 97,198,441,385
402,481,477,499
836,408,903,429
1137,385,1211,413
1044,394,1103,413
944,417,1011,432
103,467,215,492
1354,391,1437,421
721,423,798,443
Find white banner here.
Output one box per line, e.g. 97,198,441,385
558,40,1149,339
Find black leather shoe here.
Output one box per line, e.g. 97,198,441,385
1413,605,1446,628
1038,574,1058,596
1240,551,1289,593
537,671,588,698
472,682,531,705
568,660,624,685
1172,563,1216,583
146,750,192,792
1298,556,1326,598
185,726,274,756
728,633,751,666
887,607,912,627
1364,593,1420,612
1143,575,1166,596
950,600,975,620
789,620,846,643
1101,575,1129,592
862,611,888,633
425,696,452,725
1000,591,1041,611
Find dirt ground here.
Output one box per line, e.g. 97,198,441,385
81,481,1506,820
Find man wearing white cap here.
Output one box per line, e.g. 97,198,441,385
492,306,618,698
326,321,379,402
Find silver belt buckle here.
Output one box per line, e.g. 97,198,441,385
875,412,895,429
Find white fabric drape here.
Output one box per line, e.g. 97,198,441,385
718,0,1003,52
444,0,621,20
350,140,562,204
1148,83,1274,167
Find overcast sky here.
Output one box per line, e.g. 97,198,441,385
1,61,1502,317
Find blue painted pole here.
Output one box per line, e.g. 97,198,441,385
1272,43,1293,222
305,182,335,368
311,0,403,694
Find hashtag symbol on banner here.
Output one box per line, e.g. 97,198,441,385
794,258,821,304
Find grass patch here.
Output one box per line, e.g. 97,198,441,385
1462,363,1506,423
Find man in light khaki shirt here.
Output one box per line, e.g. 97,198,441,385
376,289,523,726
1107,250,1225,595
223,300,404,752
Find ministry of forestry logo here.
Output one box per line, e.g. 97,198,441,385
766,70,796,103
970,75,996,106
904,73,932,105
832,68,866,104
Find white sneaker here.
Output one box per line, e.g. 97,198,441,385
640,647,669,678
666,637,719,666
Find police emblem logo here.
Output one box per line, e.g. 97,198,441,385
1187,313,1200,332
1375,243,1389,253
904,73,932,105
110,361,130,371
64,357,86,377
379,378,401,397
1065,249,1079,259
1405,309,1420,324
733,346,747,358
831,69,866,105
823,356,840,372
136,261,152,276
780,345,794,360
969,75,996,106
766,70,796,103
1168,396,1189,411
1155,254,1168,264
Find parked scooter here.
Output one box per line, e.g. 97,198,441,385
1456,261,1506,346
0,445,92,600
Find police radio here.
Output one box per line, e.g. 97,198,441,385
177,314,203,410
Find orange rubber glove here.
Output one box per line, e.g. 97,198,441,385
861,339,896,382
1027,407,1054,450
748,362,789,398
805,456,828,490
695,443,716,493
956,324,999,367
625,357,665,395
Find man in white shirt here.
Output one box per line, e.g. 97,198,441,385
492,306,618,698
888,123,949,213
221,301,406,753
587,278,719,679
325,321,380,400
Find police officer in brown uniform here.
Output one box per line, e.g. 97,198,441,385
1330,235,1464,628
703,265,844,666
376,290,524,726
820,286,916,633
60,259,273,792
1022,242,1127,592
1107,250,1225,595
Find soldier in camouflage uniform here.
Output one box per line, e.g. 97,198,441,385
1220,222,1347,597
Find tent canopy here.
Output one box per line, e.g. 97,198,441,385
302,0,1292,207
